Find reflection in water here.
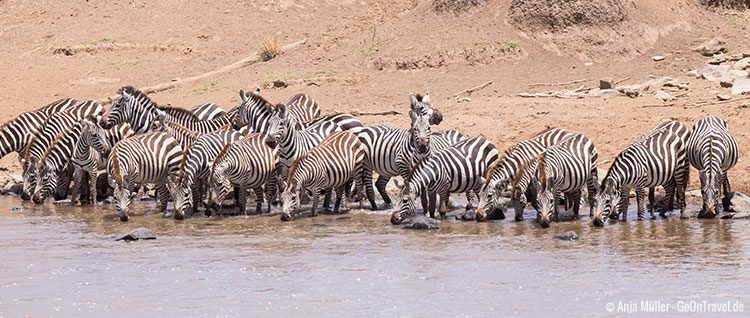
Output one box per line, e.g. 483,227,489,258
0,197,747,316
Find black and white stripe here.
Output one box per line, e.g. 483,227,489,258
189,103,226,121
301,113,363,134
592,120,690,226
152,119,202,151
686,117,739,218
207,133,279,216
533,133,599,228
476,127,572,222
0,98,78,162
100,86,200,133
31,121,85,204
107,131,183,221
168,129,244,218
233,89,320,133
280,131,366,221
285,93,321,124
391,137,498,224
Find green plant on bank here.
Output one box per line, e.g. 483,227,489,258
720,48,729,54
181,42,193,48
90,37,112,45
359,27,382,56
190,81,220,95
306,70,335,78
268,70,298,81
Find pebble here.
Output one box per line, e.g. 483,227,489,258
652,55,665,61
717,94,731,101
553,231,580,241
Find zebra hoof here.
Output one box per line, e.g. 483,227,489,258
514,215,523,222
679,214,690,220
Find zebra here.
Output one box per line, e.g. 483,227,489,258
476,127,572,222
21,101,104,200
206,133,279,217
107,131,183,221
509,156,543,221
390,137,499,224
280,131,366,221
0,98,78,162
155,107,238,134
151,119,202,150
99,86,201,133
357,93,455,209
232,89,319,132
685,117,739,218
31,121,85,204
532,133,599,228
301,113,363,134
592,120,690,226
168,129,244,218
189,103,226,121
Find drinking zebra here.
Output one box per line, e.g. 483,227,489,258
99,86,201,133
189,103,226,121
206,133,279,217
232,89,319,132
532,133,599,228
686,117,739,218
107,131,183,221
476,127,572,222
21,101,104,200
31,121,85,204
390,137,498,224
280,131,366,221
0,98,78,162
168,129,244,218
592,120,690,226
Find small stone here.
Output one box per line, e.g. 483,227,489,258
693,37,726,57
717,94,731,101
652,55,665,61
655,90,674,101
599,77,614,89
456,210,477,221
401,215,439,230
744,50,750,58
732,78,750,95
741,102,749,108
700,64,731,82
722,192,750,212
686,69,699,77
553,231,579,241
587,89,623,98
272,80,287,88
720,78,734,88
708,55,728,65
584,62,593,66
732,58,750,70
116,227,157,241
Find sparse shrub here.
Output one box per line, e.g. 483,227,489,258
259,38,282,62
433,0,485,13
509,0,627,31
703,0,749,9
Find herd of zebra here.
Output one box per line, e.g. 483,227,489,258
0,85,739,227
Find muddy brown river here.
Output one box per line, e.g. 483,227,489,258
0,196,748,317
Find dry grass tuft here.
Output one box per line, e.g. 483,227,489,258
258,38,282,62
432,0,485,13
704,0,750,9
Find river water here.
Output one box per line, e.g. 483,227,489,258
0,196,748,317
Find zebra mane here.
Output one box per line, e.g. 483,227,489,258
485,147,513,180
406,156,429,184
39,129,70,166
163,120,200,138
532,126,557,137
246,90,274,108
538,154,548,190
157,105,200,121
177,148,190,182
22,134,38,165
706,135,715,179
511,154,540,191
111,144,123,185
211,143,232,177
287,152,309,185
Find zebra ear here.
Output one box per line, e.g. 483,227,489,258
253,88,261,96
239,90,248,102
409,110,418,123
277,103,286,114
408,93,418,107
422,92,430,104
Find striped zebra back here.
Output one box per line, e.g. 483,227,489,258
301,113,363,134
285,93,321,124
102,85,199,133
357,125,409,178
268,105,340,169
33,98,80,116
33,121,85,202
108,131,183,186
189,103,226,121
153,120,202,150
288,131,365,190
537,133,598,194
233,88,276,132
208,133,279,205
180,129,244,185
686,117,738,172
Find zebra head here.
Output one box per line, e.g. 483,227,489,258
101,86,136,129
408,92,443,125
168,176,193,220
511,182,529,221
409,110,431,157
113,176,132,222
81,117,111,156
537,176,556,229
699,168,722,218
593,178,621,227
391,184,418,225
208,163,231,213
21,158,38,201
476,178,510,222
234,88,274,132
280,179,301,221
265,103,291,149
32,161,57,204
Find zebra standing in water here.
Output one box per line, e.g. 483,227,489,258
21,101,103,200
280,131,366,221
532,133,599,228
357,93,456,209
107,131,183,221
0,98,78,162
189,103,225,121
169,129,244,218
686,117,739,218
391,137,498,224
99,86,201,133
592,120,690,226
232,89,320,132
476,127,572,222
31,120,85,204
206,133,279,217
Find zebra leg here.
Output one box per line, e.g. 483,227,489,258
375,176,392,207
334,186,346,213
465,191,474,211
438,187,450,220
571,191,581,219
614,187,630,221
677,171,689,220
722,173,732,212
254,187,264,215
635,187,646,221
89,171,98,205
427,191,437,219
310,187,320,217
70,167,83,205
420,192,429,216
587,169,598,217
648,187,656,220
157,182,172,218
264,178,277,213
662,179,676,214
322,189,332,213
237,185,247,216
362,167,378,210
